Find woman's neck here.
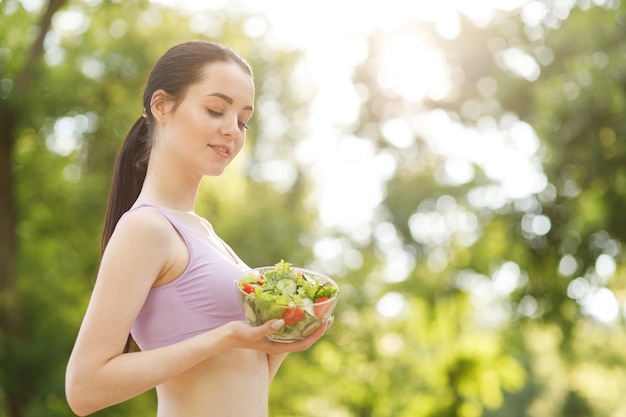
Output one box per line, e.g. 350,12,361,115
138,167,200,212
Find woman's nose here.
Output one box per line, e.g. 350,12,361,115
220,115,240,138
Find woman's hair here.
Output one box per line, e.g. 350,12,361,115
101,40,252,252
99,41,252,353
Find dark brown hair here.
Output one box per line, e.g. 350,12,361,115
100,41,252,351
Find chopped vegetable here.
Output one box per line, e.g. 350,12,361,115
313,297,330,318
282,307,305,325
236,260,339,342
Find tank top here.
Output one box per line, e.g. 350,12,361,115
127,204,248,351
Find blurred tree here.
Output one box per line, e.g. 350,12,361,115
333,1,626,416
1,2,67,416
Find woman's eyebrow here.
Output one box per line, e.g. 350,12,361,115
206,92,253,111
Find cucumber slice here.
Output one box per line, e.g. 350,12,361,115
243,302,258,323
300,319,322,337
276,279,297,295
301,298,314,316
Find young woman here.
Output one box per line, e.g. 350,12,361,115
65,41,332,417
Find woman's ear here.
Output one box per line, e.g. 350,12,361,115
149,89,174,124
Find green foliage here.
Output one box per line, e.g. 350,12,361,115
196,160,316,268
343,2,626,416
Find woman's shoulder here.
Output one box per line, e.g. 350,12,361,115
112,205,179,245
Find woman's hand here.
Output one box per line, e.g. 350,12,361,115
225,317,334,354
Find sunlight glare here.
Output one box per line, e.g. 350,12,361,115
498,47,541,81
518,295,539,317
492,261,525,296
581,287,619,323
381,118,414,148
316,155,385,229
567,277,620,324
46,113,98,157
409,211,450,246
383,248,416,283
595,254,616,281
521,214,552,236
558,254,578,276
443,158,476,185
418,110,547,200
377,35,451,102
378,332,405,355
52,10,90,36
20,0,44,13
376,292,408,318
520,1,549,26
47,117,81,156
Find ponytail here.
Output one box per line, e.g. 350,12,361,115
101,115,152,255
101,115,151,354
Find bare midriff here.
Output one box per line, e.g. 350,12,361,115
155,348,269,417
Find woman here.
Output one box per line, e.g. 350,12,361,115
65,40,331,417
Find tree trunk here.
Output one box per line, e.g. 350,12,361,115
0,110,15,304
0,1,66,416
15,0,66,92
0,99,21,417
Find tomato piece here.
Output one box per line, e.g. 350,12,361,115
242,283,256,294
282,307,305,325
313,297,330,318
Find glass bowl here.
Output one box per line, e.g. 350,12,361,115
235,265,339,343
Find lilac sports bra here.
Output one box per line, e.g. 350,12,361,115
127,204,248,351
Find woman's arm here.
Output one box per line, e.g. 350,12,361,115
66,209,216,415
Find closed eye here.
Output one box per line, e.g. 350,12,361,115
208,109,249,130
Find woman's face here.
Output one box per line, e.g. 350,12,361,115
156,61,255,178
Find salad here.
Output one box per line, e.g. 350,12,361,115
236,260,339,342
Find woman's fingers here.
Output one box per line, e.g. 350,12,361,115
227,316,334,353
266,316,334,353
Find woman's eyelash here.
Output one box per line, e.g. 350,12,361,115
208,108,249,130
